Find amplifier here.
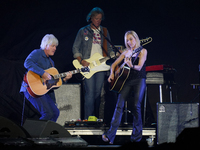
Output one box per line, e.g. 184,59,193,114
114,45,125,51
54,84,81,126
157,103,199,144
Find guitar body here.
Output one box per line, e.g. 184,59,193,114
73,53,110,79
109,66,130,93
24,67,62,98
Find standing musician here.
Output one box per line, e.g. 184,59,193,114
72,7,113,119
102,31,147,144
20,34,72,122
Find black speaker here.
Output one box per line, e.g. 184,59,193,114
23,119,71,138
0,116,30,138
176,127,200,148
157,103,199,144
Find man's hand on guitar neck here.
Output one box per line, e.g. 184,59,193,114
63,71,73,82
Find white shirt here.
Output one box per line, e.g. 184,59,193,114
90,28,102,57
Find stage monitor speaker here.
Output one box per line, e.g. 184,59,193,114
0,116,30,138
54,84,81,125
23,119,71,138
157,103,199,144
176,127,200,148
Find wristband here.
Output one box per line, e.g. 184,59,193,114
79,58,83,63
132,65,135,69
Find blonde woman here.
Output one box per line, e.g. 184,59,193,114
102,31,147,144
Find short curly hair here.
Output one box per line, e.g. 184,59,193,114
40,34,58,50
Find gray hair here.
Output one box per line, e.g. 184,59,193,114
40,34,58,50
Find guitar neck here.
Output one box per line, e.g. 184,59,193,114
120,47,142,69
120,62,126,69
54,69,80,79
99,56,110,63
99,53,117,64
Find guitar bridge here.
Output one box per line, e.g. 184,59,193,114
92,61,97,67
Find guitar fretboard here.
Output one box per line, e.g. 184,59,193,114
99,53,116,64
54,69,80,79
99,57,110,63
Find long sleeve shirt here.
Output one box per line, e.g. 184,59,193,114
20,49,56,102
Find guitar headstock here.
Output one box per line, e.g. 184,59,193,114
140,37,153,46
132,37,152,54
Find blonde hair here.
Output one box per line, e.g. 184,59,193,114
40,34,58,50
124,31,140,50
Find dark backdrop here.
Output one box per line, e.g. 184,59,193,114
0,0,200,125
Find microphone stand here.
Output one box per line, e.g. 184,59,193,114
91,23,121,57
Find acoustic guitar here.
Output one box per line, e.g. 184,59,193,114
110,37,152,93
24,67,89,98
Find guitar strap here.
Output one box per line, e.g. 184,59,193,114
132,50,140,65
102,27,108,57
48,57,54,67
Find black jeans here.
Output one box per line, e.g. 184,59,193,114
104,78,146,143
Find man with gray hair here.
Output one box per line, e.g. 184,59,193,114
20,34,72,122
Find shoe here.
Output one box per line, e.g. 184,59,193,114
109,141,113,144
102,134,109,142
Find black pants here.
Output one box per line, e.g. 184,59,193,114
104,78,146,143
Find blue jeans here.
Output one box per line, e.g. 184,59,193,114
104,78,146,143
83,71,105,119
24,91,59,122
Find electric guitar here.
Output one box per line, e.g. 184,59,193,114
72,52,116,79
24,67,89,98
110,37,152,93
72,37,152,79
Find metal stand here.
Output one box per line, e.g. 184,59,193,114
191,84,200,102
124,101,132,125
143,87,147,126
21,96,26,126
143,84,174,126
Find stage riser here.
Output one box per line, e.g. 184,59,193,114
66,129,156,136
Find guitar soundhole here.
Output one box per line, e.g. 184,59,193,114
46,75,59,89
